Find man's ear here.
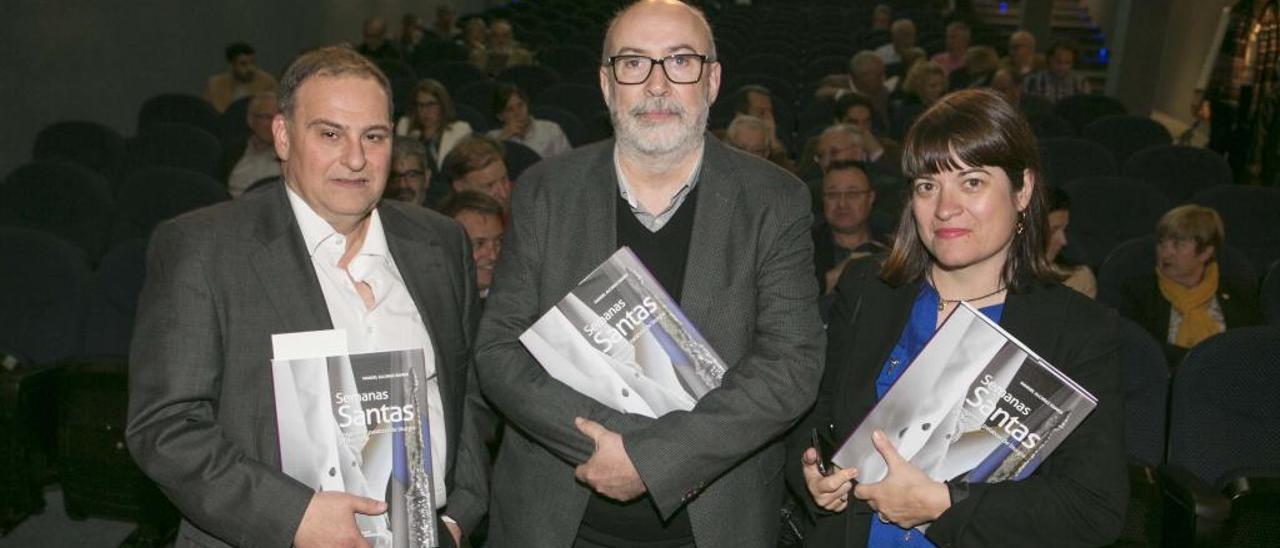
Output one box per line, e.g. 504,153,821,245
705,60,722,105
272,114,291,161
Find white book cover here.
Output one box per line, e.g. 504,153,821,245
832,302,1097,486
519,247,728,417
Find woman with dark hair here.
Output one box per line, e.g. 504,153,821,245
787,89,1127,547
1046,186,1097,298
394,78,473,171
486,82,572,159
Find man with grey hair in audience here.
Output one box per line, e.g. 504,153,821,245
725,114,772,158
849,50,894,131
874,18,917,69
384,138,432,205
226,91,281,197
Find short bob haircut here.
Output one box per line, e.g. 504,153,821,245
881,88,1061,290
410,78,458,132
1156,204,1224,254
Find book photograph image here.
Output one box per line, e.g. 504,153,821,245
519,247,728,417
833,303,1097,487
272,341,439,548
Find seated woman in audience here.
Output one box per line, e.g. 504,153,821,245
486,83,571,159
788,89,1126,547
1046,186,1096,297
889,61,946,139
1116,205,1262,364
395,79,473,173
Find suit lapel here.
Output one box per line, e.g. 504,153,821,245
1001,283,1063,363
249,183,332,335
679,139,740,327
577,144,620,283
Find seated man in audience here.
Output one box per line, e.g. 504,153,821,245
204,42,277,113
1022,41,1090,103
848,51,894,133
870,3,893,31
385,138,432,205
431,4,461,41
724,115,772,159
874,18,917,77
930,21,971,76
438,191,505,302
358,17,400,60
990,67,1023,106
729,86,796,171
226,92,281,197
396,13,427,57
482,19,533,74
1000,30,1046,78
813,160,887,300
442,135,512,210
833,91,901,171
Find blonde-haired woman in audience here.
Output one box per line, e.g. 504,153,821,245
395,79,474,172
889,61,946,139
1116,205,1262,364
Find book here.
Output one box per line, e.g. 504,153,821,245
519,247,728,418
271,330,439,548
832,302,1097,486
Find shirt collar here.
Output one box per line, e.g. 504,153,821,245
612,138,705,212
285,184,389,260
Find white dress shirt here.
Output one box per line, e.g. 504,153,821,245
286,186,449,508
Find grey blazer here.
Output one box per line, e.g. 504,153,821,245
125,181,490,547
474,136,826,547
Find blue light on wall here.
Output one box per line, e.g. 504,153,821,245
999,2,1008,13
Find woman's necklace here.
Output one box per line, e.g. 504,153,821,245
929,270,1006,312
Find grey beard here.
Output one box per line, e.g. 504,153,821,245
611,102,709,158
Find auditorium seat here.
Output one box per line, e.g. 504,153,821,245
1053,94,1127,134
0,160,115,262
535,83,607,131
1063,177,1170,269
112,167,229,242
32,120,127,182
452,103,491,134
136,93,220,135
1097,235,1257,312
1191,185,1280,274
497,64,562,100
536,45,597,83
531,105,586,147
82,238,148,357
502,139,543,180
1161,326,1280,547
454,79,500,128
1038,137,1117,188
1263,261,1280,326
126,123,225,181
0,227,91,364
1116,315,1169,547
0,353,59,534
1122,145,1232,204
419,61,486,93
1082,115,1172,167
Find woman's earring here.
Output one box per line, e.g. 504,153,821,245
1015,211,1026,235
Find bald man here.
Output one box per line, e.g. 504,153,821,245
473,1,823,546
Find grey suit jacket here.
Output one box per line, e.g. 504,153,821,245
474,136,826,547
125,181,489,547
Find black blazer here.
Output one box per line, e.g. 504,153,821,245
787,260,1128,547
1115,272,1262,364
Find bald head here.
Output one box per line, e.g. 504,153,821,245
602,0,717,63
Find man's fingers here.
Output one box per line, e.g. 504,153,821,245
574,416,607,441
346,494,388,515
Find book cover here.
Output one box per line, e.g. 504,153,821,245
272,345,439,548
832,302,1097,486
519,246,728,418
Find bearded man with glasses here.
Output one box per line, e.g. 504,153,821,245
473,1,824,546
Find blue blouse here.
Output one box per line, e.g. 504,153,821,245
868,283,1004,548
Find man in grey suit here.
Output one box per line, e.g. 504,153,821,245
474,1,825,546
126,46,488,548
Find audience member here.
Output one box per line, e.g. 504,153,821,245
989,67,1022,106
357,17,400,60
949,45,1000,91
1022,41,1090,103
480,19,534,74
813,74,853,101
438,191,505,301
1116,205,1262,364
725,115,772,158
204,42,277,113
431,4,462,41
813,160,886,297
396,13,427,57
384,138,431,205
462,18,489,69
930,21,972,76
833,92,901,172
870,4,893,31
849,51,894,132
127,45,486,548
1046,186,1096,297
486,83,571,159
1001,30,1046,78
891,61,947,139
395,79,473,172
731,84,794,170
442,134,512,209
875,19,918,73
226,91,281,197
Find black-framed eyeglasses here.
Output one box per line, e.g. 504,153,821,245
606,54,712,84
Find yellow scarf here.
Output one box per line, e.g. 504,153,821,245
1157,261,1222,348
